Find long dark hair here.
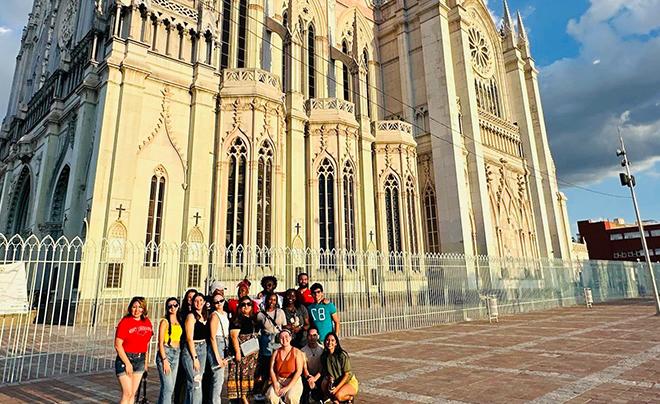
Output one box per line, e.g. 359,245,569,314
190,292,209,322
324,332,345,357
163,297,179,346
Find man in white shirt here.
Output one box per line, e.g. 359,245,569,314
301,327,324,404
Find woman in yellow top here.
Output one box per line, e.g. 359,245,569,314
156,297,183,404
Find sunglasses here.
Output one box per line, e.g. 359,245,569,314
167,304,179,309
239,302,252,307
213,300,225,305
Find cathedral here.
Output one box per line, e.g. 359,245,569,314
0,0,573,268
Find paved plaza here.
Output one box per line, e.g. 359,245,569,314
0,299,658,403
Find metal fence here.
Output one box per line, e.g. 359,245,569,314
0,234,658,385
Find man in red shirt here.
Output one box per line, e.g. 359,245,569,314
296,272,314,306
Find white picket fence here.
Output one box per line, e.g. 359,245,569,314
0,234,657,385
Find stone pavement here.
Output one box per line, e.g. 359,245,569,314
0,299,658,403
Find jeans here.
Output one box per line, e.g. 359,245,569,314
182,341,207,404
156,345,180,404
207,336,228,403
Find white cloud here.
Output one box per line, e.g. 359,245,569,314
0,27,11,36
540,0,660,185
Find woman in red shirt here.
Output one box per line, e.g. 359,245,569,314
115,296,154,404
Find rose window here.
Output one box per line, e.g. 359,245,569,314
468,28,493,77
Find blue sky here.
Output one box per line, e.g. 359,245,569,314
1,0,660,237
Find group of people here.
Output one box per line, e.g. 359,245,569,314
113,273,358,404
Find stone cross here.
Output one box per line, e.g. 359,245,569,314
115,204,126,220
369,230,374,243
193,212,202,227
295,222,301,236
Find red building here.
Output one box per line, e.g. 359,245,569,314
577,218,660,262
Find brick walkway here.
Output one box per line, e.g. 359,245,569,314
1,299,658,403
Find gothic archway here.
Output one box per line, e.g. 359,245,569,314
7,167,31,235
50,165,70,223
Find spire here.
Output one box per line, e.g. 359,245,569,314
516,10,528,45
501,0,514,36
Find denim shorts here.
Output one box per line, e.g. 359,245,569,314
115,352,146,376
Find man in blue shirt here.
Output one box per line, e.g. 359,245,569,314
307,283,340,342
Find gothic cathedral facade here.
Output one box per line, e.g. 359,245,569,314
0,0,573,262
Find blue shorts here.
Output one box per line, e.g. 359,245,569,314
115,352,146,376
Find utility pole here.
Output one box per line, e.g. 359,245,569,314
617,134,660,315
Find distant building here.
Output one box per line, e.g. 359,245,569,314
577,218,660,262
571,241,589,261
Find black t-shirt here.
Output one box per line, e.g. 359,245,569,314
230,316,257,334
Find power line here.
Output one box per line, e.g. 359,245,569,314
194,5,629,200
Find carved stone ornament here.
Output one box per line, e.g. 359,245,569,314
138,86,189,189
58,0,78,57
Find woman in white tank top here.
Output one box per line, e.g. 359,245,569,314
208,291,230,402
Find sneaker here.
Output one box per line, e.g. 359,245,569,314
254,393,266,401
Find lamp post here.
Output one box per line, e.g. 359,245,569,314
617,135,660,315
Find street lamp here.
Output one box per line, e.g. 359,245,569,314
617,135,660,315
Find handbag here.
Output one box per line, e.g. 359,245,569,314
240,335,260,356
263,310,282,352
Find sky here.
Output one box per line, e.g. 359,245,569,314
1,0,660,237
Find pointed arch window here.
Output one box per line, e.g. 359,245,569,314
343,162,356,252
318,158,336,252
423,185,440,253
257,141,273,265
363,49,371,118
50,166,70,223
237,0,248,68
406,177,419,254
107,222,127,289
307,24,316,98
8,167,31,235
220,0,232,68
384,174,402,253
226,138,248,262
341,40,351,102
145,171,166,267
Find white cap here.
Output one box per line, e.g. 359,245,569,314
209,280,227,293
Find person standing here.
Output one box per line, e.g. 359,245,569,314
205,280,227,312
282,288,309,348
266,329,304,404
227,296,260,404
227,279,259,317
301,328,324,404
182,293,209,404
255,276,283,310
175,289,197,403
207,291,230,403
156,297,182,404
114,297,153,404
307,283,340,343
296,273,314,306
